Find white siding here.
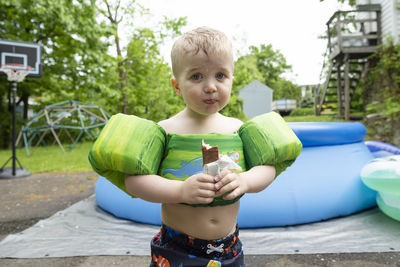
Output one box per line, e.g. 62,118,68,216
394,1,400,42
356,0,400,43
381,0,394,41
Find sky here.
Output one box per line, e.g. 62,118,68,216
134,0,350,85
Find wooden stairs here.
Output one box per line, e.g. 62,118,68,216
314,4,381,120
315,57,369,118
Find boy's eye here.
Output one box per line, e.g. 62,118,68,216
191,73,202,80
216,72,226,80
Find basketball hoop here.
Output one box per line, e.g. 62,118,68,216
0,39,40,178
0,64,32,82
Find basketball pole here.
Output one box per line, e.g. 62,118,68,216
0,77,30,179
11,81,17,176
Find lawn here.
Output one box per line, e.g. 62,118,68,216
283,115,345,122
0,142,93,173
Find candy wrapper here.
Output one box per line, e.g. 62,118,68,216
201,140,242,176
203,154,243,176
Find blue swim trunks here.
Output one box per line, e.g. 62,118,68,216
150,224,244,267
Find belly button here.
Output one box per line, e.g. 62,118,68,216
210,218,218,224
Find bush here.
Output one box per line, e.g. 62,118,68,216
290,108,315,116
362,39,400,146
300,94,314,108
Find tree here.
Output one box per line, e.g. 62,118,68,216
116,27,186,121
0,0,111,148
99,0,186,115
100,0,142,114
272,78,302,102
249,44,291,87
0,0,188,149
231,43,299,117
232,55,264,91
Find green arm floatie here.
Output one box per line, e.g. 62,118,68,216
238,112,302,177
88,113,166,196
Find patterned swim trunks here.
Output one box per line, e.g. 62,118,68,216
150,224,244,267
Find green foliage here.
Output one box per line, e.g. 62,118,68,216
232,55,263,91
248,44,291,87
364,41,400,117
0,0,111,101
0,0,111,148
221,93,246,121
272,78,302,101
300,92,314,108
0,0,188,150
233,44,291,90
233,43,300,113
289,108,315,117
104,26,186,121
98,0,187,117
362,39,400,145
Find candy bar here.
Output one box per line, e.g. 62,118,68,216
201,140,219,165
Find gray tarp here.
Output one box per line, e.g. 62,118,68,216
0,195,399,258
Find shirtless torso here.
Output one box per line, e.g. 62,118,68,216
158,111,243,240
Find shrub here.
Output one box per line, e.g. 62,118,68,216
362,39,400,146
290,108,315,116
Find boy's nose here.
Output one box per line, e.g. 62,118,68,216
204,80,217,93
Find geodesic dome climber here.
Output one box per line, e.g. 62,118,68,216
16,100,110,155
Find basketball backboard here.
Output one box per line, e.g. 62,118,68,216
0,39,42,78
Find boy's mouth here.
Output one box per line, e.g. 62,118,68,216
204,99,217,104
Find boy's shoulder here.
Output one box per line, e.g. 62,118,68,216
158,112,187,133
157,117,176,133
221,115,243,131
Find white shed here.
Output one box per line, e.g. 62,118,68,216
238,80,273,119
356,0,400,43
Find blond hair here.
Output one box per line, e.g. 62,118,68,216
170,27,233,77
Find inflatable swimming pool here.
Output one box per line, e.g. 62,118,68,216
365,140,400,158
95,122,377,228
361,155,400,221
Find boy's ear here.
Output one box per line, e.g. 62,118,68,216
171,77,182,96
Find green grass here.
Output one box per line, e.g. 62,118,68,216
283,115,346,122
0,142,93,173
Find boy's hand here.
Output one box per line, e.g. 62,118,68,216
214,170,248,200
180,173,216,204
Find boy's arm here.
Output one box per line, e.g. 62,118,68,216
125,173,216,204
214,165,276,200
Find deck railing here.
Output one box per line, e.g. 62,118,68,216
326,4,381,59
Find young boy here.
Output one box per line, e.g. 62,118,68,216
125,27,276,266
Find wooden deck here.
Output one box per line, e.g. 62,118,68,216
315,4,382,120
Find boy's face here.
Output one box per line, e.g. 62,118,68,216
171,49,234,116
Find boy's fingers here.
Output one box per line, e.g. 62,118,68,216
197,174,215,183
216,180,238,196
222,189,241,200
199,182,216,191
198,189,215,198
215,169,232,182
215,173,235,190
